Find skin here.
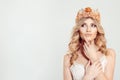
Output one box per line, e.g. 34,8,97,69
63,18,116,80
80,18,99,63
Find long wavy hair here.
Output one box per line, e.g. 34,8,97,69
68,17,107,65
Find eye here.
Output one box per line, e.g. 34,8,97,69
81,23,86,27
91,23,97,27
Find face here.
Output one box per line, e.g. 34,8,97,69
79,18,97,42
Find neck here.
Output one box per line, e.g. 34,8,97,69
87,40,94,45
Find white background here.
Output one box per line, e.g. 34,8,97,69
0,0,120,80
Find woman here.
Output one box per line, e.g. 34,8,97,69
63,7,116,80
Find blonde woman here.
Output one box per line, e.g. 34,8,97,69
63,7,115,80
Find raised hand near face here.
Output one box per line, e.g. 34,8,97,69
83,37,99,63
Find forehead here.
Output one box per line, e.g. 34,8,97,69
83,18,95,23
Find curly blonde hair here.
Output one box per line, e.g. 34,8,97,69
68,17,107,65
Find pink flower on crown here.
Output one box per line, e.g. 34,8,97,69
76,7,100,23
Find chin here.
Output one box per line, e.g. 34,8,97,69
86,37,91,40
86,38,94,42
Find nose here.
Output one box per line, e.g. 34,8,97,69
86,26,91,32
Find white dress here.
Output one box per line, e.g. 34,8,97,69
70,55,107,80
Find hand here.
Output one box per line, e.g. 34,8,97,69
84,60,103,80
83,37,98,63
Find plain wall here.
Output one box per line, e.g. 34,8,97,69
0,0,120,80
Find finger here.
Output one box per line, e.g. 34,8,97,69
83,48,87,54
84,43,89,48
86,60,90,70
96,61,102,68
84,36,90,45
94,61,103,72
83,45,89,57
83,44,88,52
97,65,103,72
96,66,103,74
96,62,102,68
94,60,101,66
83,50,89,59
92,64,102,76
93,60,100,66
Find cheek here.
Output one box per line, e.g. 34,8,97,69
92,32,97,39
79,28,86,34
92,29,97,35
93,31,97,35
93,34,97,38
79,32,85,40
91,29,97,39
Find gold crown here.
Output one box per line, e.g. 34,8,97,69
76,7,100,23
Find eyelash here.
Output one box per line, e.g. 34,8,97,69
81,23,97,27
91,24,97,27
81,24,86,27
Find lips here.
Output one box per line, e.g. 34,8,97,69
85,34,92,36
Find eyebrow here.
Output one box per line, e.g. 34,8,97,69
83,22,95,25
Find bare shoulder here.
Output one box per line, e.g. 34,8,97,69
64,54,72,60
106,48,116,60
107,48,116,57
63,54,72,67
